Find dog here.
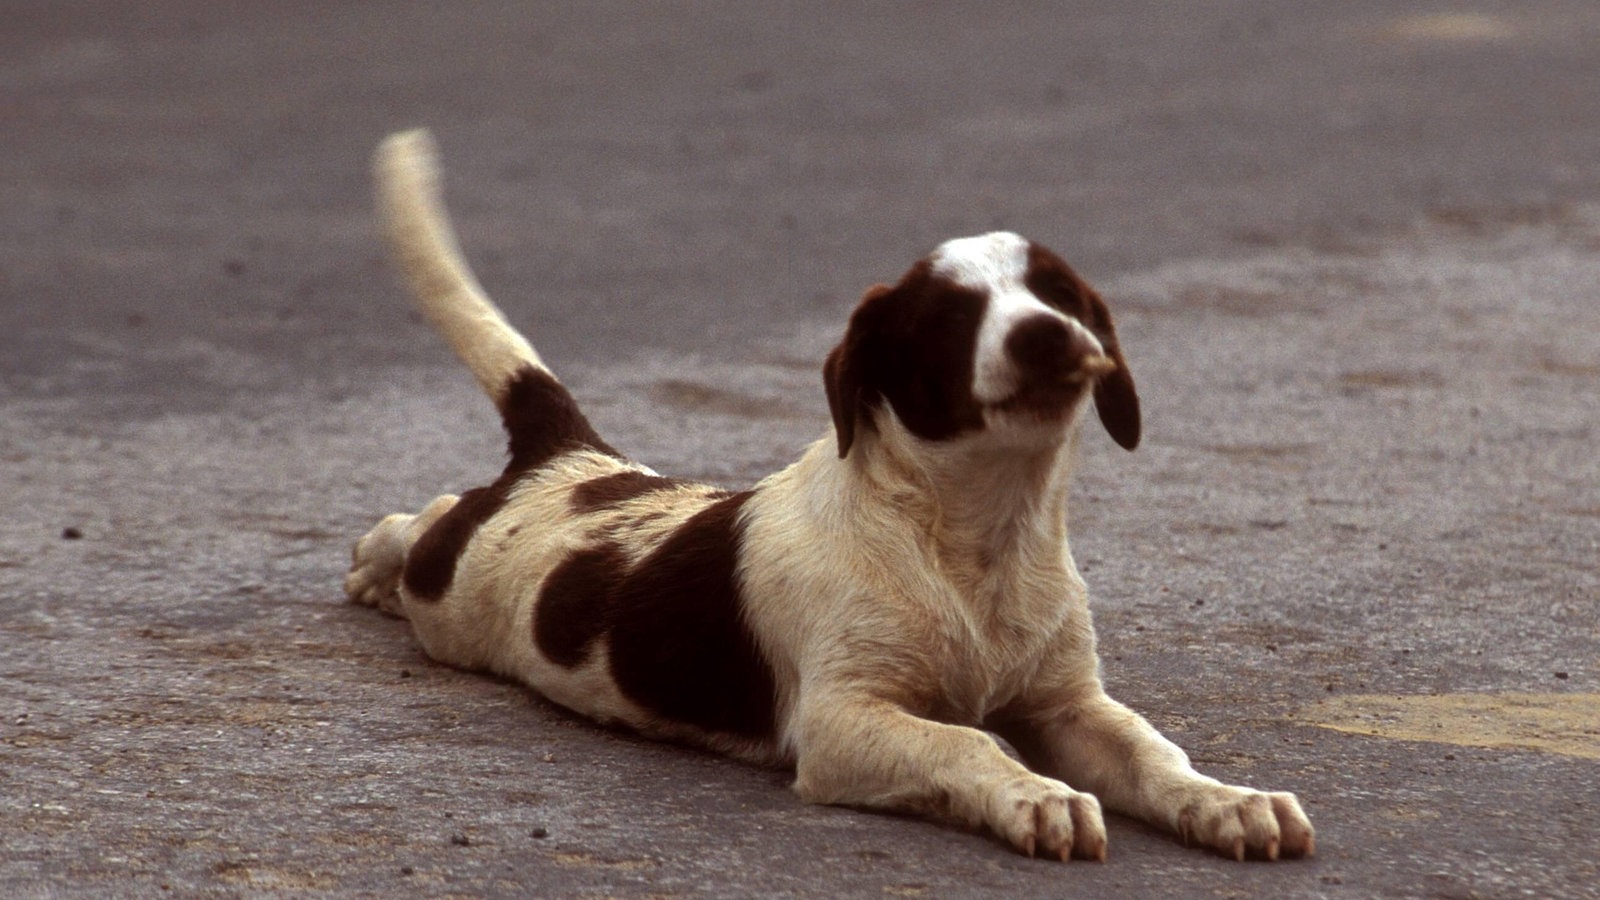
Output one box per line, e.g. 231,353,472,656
345,129,1315,862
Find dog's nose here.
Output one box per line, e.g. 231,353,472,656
1005,314,1106,380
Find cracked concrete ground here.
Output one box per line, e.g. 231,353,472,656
3,2,1598,897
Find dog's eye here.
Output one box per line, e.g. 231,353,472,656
1028,280,1084,321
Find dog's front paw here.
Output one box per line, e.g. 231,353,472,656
1178,786,1314,861
986,775,1106,861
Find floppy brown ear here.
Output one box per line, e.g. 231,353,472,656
1093,347,1141,450
822,285,891,458
822,340,861,458
1023,243,1141,450
1084,291,1141,450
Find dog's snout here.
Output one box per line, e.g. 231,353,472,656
1005,314,1100,378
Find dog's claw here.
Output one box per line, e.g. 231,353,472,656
1177,787,1312,861
991,777,1104,863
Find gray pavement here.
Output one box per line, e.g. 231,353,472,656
3,2,1598,897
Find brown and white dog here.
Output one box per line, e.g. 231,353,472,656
346,129,1314,862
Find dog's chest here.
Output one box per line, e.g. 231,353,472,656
925,566,1085,724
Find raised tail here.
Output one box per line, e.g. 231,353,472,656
374,129,547,408
373,129,618,470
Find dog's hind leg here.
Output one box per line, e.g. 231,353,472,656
344,494,460,618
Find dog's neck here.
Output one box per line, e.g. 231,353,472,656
899,426,1077,584
803,413,1083,589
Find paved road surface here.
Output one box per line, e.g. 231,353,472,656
3,2,1598,896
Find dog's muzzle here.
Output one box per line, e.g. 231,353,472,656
995,314,1114,417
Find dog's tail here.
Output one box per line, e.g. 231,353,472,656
374,129,617,466
374,128,549,404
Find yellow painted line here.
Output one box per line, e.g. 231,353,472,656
1378,14,1517,43
1303,693,1600,760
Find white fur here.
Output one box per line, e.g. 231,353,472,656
374,129,546,402
346,131,1315,862
929,231,1031,292
934,232,1105,407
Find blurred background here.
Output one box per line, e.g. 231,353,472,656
2,3,1597,896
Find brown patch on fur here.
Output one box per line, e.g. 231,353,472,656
403,367,625,603
570,471,688,514
605,491,776,737
529,492,774,735
994,314,1100,420
825,265,989,457
401,484,510,601
1024,243,1141,450
501,366,621,470
533,544,629,667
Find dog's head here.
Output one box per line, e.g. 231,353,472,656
824,232,1139,457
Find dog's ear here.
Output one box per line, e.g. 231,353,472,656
1025,243,1141,451
1083,288,1141,451
823,285,891,458
1093,347,1141,451
822,342,860,458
